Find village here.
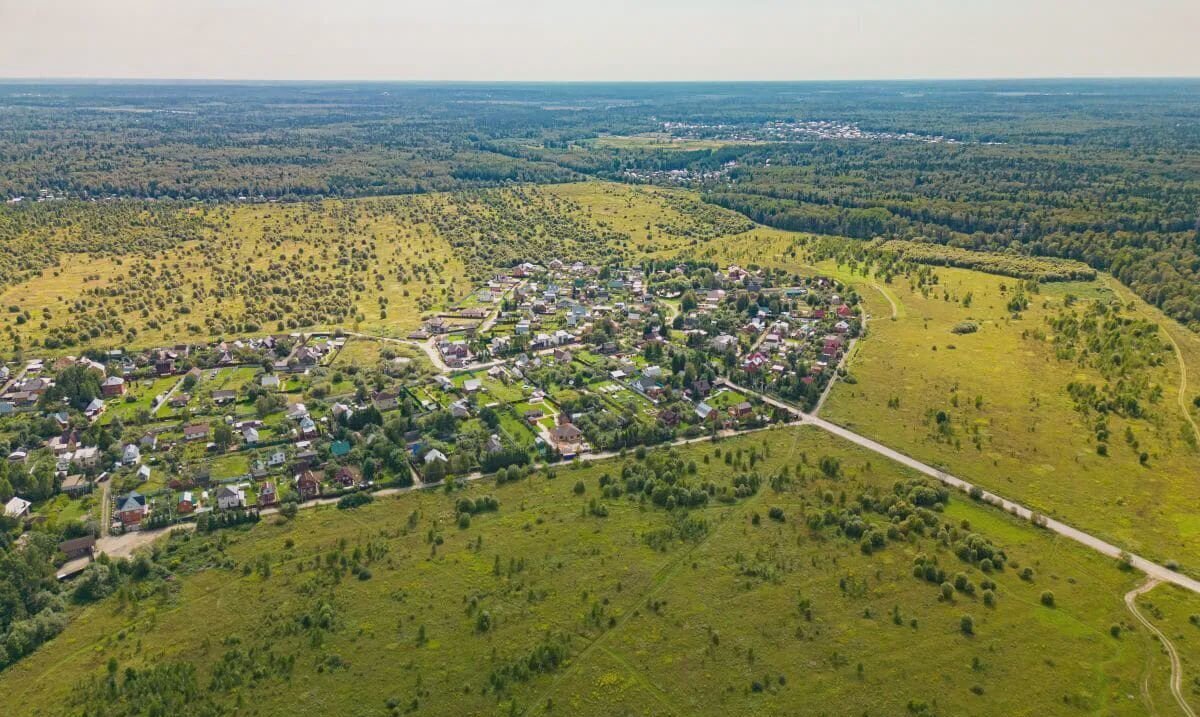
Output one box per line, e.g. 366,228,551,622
0,258,862,575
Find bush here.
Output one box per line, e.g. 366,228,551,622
1040,590,1055,607
337,492,374,510
573,480,586,495
960,614,974,635
767,507,785,522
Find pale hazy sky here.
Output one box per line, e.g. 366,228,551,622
1,0,1197,81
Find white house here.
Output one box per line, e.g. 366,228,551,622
122,443,141,465
216,485,244,511
424,449,448,464
3,496,31,518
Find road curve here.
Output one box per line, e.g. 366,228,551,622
718,377,1200,596
1126,579,1197,717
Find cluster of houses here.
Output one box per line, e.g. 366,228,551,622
1,259,863,547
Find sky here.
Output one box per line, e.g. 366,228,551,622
0,0,1197,82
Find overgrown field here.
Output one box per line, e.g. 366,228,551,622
817,264,1200,573
0,426,1190,716
0,182,756,356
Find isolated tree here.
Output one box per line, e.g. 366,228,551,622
212,423,233,451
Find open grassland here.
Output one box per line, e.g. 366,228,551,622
814,263,1200,574
0,182,761,357
1132,582,1200,710
0,426,1190,717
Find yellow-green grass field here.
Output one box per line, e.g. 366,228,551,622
0,182,769,358
817,263,1200,574
0,426,1191,716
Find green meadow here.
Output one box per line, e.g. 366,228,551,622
0,426,1190,717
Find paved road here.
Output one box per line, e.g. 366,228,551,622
717,377,1200,595
1126,579,1197,717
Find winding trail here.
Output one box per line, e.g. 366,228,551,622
871,282,899,320
1163,327,1200,447
1126,579,1197,717
1100,276,1200,447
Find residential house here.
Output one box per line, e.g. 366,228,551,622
154,356,175,376
100,376,126,398
298,416,318,438
122,443,141,465
730,401,753,418
485,434,504,454
116,492,148,527
178,491,196,514
424,448,448,464
372,391,399,411
334,466,361,487
242,426,260,445
216,485,244,511
72,445,100,469
550,422,583,447
633,375,663,399
212,389,237,405
742,352,769,373
60,474,90,497
84,398,106,420
183,423,209,442
58,536,96,561
258,482,278,507
297,471,322,500
293,449,319,470
3,496,31,518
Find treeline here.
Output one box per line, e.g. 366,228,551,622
874,240,1095,282
690,138,1200,327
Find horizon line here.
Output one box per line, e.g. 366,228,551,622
1,74,1199,86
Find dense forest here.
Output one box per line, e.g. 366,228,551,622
2,79,1199,325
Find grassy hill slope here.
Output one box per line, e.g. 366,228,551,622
0,427,1188,716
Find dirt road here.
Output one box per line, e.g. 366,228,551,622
1126,579,1197,717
